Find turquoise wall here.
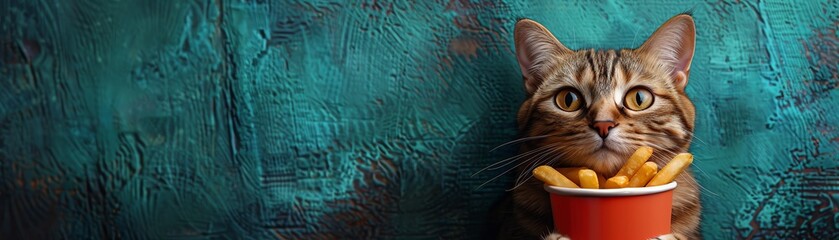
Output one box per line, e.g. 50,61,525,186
1,0,837,239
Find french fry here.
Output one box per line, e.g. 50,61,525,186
532,147,693,189
578,169,599,189
615,146,654,178
646,153,694,187
556,167,585,186
603,176,629,189
627,162,659,187
533,166,579,188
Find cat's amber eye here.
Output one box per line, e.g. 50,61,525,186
624,87,654,111
555,88,583,112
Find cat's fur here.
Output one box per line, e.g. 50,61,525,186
492,14,701,239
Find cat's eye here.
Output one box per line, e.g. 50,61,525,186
555,88,583,112
624,87,654,111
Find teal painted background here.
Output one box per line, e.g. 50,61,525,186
1,0,837,239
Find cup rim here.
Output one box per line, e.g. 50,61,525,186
543,181,677,197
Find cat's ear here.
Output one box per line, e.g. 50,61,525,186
638,14,695,91
515,19,571,94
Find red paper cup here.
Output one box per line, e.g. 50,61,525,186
543,182,677,240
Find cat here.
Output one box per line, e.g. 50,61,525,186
490,14,701,239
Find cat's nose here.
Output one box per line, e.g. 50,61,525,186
591,121,618,138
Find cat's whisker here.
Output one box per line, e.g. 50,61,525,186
644,143,721,197
683,129,708,145
508,148,567,191
490,134,556,152
527,148,576,187
650,132,717,197
475,143,563,190
476,149,555,190
668,159,721,198
692,174,721,198
485,143,558,171
679,128,710,147
643,141,713,179
514,146,561,186
473,143,558,177
652,143,680,156
509,175,534,191
677,129,709,146
516,144,565,176
510,149,571,191
638,130,707,147
637,132,715,183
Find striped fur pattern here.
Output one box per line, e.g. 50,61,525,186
494,14,701,239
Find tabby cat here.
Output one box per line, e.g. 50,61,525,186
492,14,701,239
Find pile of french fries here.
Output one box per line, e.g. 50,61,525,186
533,146,693,189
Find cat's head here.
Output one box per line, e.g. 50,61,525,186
514,14,696,175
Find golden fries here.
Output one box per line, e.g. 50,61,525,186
603,176,629,189
556,167,586,186
647,153,693,187
533,166,579,188
578,169,599,189
530,147,693,189
627,162,659,187
615,146,654,178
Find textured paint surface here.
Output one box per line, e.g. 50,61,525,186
0,0,837,239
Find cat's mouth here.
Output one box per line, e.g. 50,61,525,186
596,138,618,152
583,148,626,175
594,144,615,154
588,138,635,174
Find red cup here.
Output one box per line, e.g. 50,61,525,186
543,182,677,240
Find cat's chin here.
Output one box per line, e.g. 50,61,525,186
585,148,629,175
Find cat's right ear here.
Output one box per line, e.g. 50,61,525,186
514,19,571,95
637,14,695,91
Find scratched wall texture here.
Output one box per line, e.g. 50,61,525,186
0,0,837,239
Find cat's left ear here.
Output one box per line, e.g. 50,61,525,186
638,14,695,91
515,19,572,95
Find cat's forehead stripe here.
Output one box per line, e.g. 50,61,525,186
539,49,646,102
610,51,621,84
589,50,619,95
619,54,633,85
